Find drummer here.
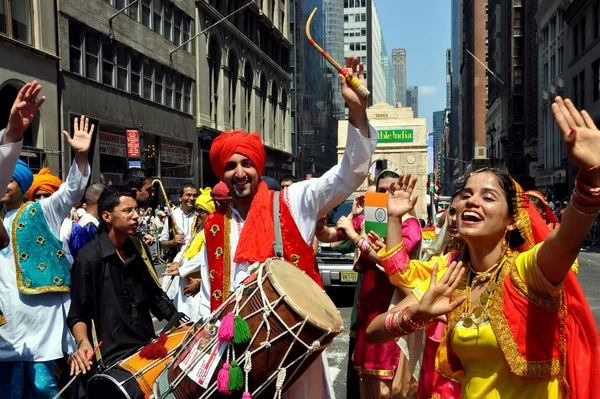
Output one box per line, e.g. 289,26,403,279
165,56,377,398
67,185,177,376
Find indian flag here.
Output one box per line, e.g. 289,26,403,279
364,192,388,238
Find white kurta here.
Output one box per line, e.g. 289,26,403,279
183,122,378,398
0,160,90,362
160,207,196,314
0,128,23,193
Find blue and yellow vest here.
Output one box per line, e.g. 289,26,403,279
11,201,71,294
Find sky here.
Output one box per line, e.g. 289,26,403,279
376,0,451,131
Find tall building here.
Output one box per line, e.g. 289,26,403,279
460,0,488,171
406,86,419,117
564,0,600,191
446,49,452,109
486,0,538,188
392,48,407,106
433,110,445,181
324,0,345,119
0,1,61,176
382,40,397,106
59,0,197,190
535,0,568,197
343,0,386,105
292,0,338,178
447,0,462,187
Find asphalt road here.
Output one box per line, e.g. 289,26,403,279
154,251,600,399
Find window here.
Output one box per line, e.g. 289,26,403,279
580,70,586,109
131,52,141,95
69,21,83,74
361,13,366,22
117,45,128,91
163,4,172,41
184,80,191,114
593,59,600,102
260,76,267,134
175,75,183,111
165,72,173,107
543,63,548,86
183,17,190,51
361,0,365,6
355,14,360,22
581,18,587,50
115,0,126,8
271,82,277,141
86,31,100,81
102,37,115,86
228,54,238,128
574,25,579,57
141,0,151,29
10,0,32,44
558,46,564,74
0,1,6,34
573,77,579,107
154,65,163,104
143,59,153,100
245,63,253,131
350,43,355,51
129,0,139,21
361,27,366,36
344,14,348,22
153,0,162,34
174,9,182,46
594,3,599,39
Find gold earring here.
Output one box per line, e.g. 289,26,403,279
501,228,512,256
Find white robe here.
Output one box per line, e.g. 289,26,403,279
0,128,23,193
182,122,378,398
0,160,90,361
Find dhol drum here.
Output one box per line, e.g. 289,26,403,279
153,258,344,398
86,326,192,399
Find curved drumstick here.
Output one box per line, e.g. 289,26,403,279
306,7,370,98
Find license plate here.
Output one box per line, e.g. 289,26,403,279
341,272,358,283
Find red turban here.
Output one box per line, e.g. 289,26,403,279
26,168,63,201
210,131,266,181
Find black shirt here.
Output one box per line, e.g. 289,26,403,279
67,233,176,365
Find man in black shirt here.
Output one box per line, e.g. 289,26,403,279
67,185,176,376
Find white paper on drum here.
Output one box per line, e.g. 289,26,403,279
178,340,226,388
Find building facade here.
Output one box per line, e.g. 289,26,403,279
197,0,292,186
323,0,345,119
337,103,428,219
460,0,488,173
486,0,538,189
0,0,62,176
382,39,396,106
433,110,445,179
59,0,196,192
406,85,419,117
344,0,386,105
535,0,568,197
448,0,462,186
564,0,600,192
392,48,407,107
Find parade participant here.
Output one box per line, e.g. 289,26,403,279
280,175,296,189
0,115,93,397
158,183,197,258
211,181,230,209
367,96,600,398
526,189,560,230
187,56,376,397
420,191,463,262
262,175,282,191
67,185,177,375
121,168,153,207
163,187,216,321
78,183,105,241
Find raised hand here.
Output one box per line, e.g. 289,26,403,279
352,194,365,217
414,261,467,323
341,57,368,112
367,231,385,252
337,216,355,235
551,97,600,171
5,81,46,143
63,116,94,154
387,174,418,219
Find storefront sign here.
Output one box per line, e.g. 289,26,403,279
128,160,141,168
378,129,414,143
99,131,126,157
126,129,141,158
161,143,190,164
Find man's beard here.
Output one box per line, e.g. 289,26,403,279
230,184,253,198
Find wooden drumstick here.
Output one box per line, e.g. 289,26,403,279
52,342,103,399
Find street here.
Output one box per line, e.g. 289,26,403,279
155,251,600,398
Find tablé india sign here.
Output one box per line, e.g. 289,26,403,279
378,129,414,143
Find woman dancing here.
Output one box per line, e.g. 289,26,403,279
367,97,600,398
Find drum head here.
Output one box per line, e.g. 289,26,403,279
87,367,145,399
265,258,343,333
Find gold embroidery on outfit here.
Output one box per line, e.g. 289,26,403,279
38,263,46,272
36,236,45,245
223,208,232,301
209,270,215,280
17,222,24,230
53,277,63,286
210,225,220,236
56,250,64,259
20,253,29,261
212,290,222,300
353,365,395,377
215,247,223,259
24,279,32,287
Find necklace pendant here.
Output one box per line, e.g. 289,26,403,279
462,317,474,328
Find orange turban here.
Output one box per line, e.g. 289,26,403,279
210,131,266,181
27,168,63,201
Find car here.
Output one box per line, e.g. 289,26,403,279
316,197,359,287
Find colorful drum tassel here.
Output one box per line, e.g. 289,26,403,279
139,333,168,359
228,360,244,391
217,362,232,394
218,312,235,342
233,315,251,344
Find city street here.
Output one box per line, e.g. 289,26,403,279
155,251,600,398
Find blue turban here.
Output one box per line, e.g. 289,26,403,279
12,160,34,194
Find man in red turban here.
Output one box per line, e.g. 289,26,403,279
176,56,378,398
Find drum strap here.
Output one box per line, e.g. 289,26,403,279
272,192,284,257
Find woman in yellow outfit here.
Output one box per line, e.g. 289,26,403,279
367,97,600,398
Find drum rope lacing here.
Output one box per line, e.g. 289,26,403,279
155,261,336,398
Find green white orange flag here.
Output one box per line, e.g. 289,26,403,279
364,192,388,237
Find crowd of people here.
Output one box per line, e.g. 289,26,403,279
0,53,599,399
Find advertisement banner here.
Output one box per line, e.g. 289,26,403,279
161,143,190,165
126,129,141,158
99,131,126,157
